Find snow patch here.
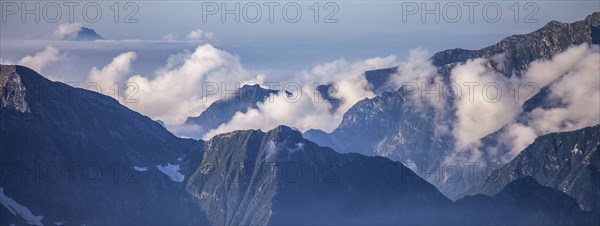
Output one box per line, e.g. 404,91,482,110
265,140,277,160
134,166,148,172
289,142,304,153
0,187,44,226
571,144,581,155
156,163,185,182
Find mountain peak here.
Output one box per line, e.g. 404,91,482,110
65,26,103,41
584,11,600,23
267,125,304,141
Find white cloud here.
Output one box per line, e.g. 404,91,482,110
17,46,63,73
450,58,521,150
522,44,593,87
86,52,137,98
161,34,177,41
496,44,599,160
522,44,600,132
124,44,255,124
301,55,396,114
0,58,15,65
84,44,262,128
53,23,82,40
386,48,448,114
204,32,216,40
387,48,437,91
501,123,537,161
203,55,398,139
203,86,335,139
186,29,216,41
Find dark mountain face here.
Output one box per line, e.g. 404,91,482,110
432,12,600,77
186,126,597,225
184,84,281,138
462,125,600,212
304,12,600,198
186,126,454,225
65,27,104,41
455,176,597,225
1,64,597,225
0,65,207,225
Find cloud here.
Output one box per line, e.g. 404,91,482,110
495,44,599,160
17,46,64,73
86,52,137,98
53,23,82,40
385,48,448,114
301,55,396,113
203,55,397,139
446,44,600,162
386,48,437,91
186,29,216,40
83,44,258,125
161,34,177,41
501,123,537,161
304,56,395,84
0,58,15,65
522,44,593,87
203,86,335,139
516,44,599,138
450,58,522,150
123,44,255,124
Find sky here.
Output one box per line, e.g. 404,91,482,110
2,1,598,76
0,1,598,132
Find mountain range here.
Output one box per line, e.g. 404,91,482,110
1,63,598,225
1,12,600,226
304,11,600,197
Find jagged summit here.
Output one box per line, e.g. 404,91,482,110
431,11,600,76
63,26,103,41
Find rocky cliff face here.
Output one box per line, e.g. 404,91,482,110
1,66,30,113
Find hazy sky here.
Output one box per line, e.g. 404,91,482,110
1,0,598,138
1,1,598,79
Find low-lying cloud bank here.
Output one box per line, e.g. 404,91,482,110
17,42,598,165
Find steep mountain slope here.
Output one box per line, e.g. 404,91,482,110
455,176,597,225
186,126,454,225
462,125,600,211
185,125,597,225
304,12,600,198
0,65,207,225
